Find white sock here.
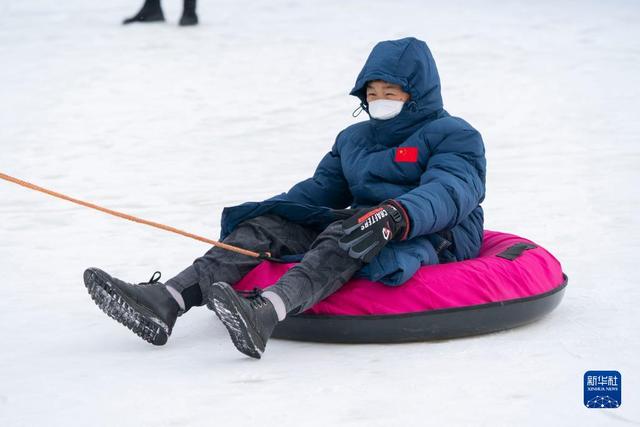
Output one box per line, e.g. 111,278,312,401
262,291,287,321
165,284,186,311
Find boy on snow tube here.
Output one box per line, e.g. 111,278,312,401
83,37,487,359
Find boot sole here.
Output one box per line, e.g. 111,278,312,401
84,268,169,346
207,283,264,359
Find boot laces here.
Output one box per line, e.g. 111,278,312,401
237,288,269,309
137,271,162,286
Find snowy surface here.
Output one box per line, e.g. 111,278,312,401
1,0,639,425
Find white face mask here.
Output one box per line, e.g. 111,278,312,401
367,99,405,120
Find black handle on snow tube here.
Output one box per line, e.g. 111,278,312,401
496,243,538,260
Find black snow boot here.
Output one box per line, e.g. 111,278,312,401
179,0,198,26
207,283,279,359
83,268,179,345
122,0,165,24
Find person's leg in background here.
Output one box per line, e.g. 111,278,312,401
179,0,198,26
123,0,198,26
208,218,364,359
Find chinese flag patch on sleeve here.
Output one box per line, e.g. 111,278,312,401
394,147,418,162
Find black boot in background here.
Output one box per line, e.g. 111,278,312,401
179,0,198,26
123,0,165,25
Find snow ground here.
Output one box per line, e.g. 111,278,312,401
1,0,639,425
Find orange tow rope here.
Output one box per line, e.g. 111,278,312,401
0,172,271,260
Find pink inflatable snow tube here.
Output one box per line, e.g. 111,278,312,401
234,230,567,342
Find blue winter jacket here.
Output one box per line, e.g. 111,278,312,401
219,37,486,286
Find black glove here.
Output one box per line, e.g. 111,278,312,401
338,199,409,263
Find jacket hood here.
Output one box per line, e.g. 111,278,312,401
350,37,443,116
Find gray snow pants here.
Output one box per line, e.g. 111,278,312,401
164,214,364,314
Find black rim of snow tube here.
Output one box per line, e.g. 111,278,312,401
272,274,568,343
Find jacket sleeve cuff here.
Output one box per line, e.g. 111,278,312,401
385,199,411,241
